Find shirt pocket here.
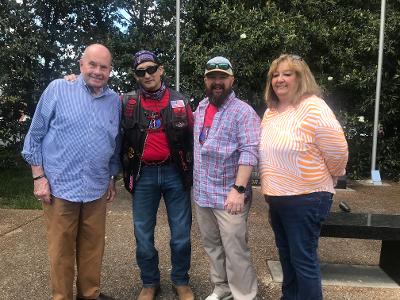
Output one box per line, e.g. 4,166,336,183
94,110,119,163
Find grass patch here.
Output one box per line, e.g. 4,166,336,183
0,166,42,209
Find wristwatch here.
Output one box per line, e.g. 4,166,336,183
232,184,246,193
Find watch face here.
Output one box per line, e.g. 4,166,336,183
234,184,246,193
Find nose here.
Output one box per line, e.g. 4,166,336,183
93,66,102,74
214,76,224,84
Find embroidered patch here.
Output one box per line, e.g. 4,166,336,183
148,118,162,129
170,100,185,108
124,98,137,118
172,107,186,115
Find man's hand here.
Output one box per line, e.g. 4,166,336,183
64,74,78,81
106,179,116,203
224,188,245,215
34,177,51,204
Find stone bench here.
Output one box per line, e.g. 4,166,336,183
321,212,400,284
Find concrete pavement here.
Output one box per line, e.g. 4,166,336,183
1,182,400,299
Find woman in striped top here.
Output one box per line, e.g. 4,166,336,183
259,54,348,300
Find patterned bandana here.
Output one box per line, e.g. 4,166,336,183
133,50,159,69
140,81,166,101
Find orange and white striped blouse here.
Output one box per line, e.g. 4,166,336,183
259,95,348,196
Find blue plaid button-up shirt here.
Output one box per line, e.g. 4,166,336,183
22,75,121,202
193,91,260,209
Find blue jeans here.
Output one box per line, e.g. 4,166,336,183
132,164,192,287
267,192,333,300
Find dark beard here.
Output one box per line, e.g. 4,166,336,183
205,83,232,107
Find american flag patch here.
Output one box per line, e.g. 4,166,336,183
171,100,185,108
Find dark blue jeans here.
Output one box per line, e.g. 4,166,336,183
132,164,192,287
267,192,333,300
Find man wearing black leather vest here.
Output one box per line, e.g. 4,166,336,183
120,50,194,300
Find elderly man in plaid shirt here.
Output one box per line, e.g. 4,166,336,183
193,56,260,300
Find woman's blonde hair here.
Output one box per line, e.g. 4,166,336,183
264,54,322,109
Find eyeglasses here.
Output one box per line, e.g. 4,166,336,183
134,65,159,77
206,63,231,71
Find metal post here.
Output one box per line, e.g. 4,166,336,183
371,0,386,185
176,0,180,92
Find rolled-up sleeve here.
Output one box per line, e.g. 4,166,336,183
237,106,261,166
21,82,57,166
316,105,349,176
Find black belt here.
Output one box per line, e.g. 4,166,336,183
142,157,172,167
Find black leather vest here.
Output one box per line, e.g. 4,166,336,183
120,89,193,193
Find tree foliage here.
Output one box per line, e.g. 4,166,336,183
1,0,400,180
0,0,120,108
181,0,400,180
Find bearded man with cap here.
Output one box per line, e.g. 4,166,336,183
120,50,194,300
193,56,260,300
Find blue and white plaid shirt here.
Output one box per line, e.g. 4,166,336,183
22,75,121,202
193,91,260,209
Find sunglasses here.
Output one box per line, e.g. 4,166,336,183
134,65,159,77
206,63,231,71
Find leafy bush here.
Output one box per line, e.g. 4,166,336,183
0,95,31,168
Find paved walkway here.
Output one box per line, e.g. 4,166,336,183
1,182,400,299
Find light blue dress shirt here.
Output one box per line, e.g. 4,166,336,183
22,75,121,202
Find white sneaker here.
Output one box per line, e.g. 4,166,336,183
205,292,233,300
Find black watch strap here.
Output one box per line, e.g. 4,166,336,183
33,174,46,181
232,184,246,193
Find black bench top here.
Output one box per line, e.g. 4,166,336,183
321,212,400,240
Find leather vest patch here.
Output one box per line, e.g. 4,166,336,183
124,98,137,118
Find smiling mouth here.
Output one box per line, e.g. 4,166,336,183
90,76,103,81
213,89,223,95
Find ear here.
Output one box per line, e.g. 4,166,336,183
159,65,165,76
108,66,113,76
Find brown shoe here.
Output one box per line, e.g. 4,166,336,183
76,293,114,300
97,294,115,300
137,286,160,300
172,285,194,300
